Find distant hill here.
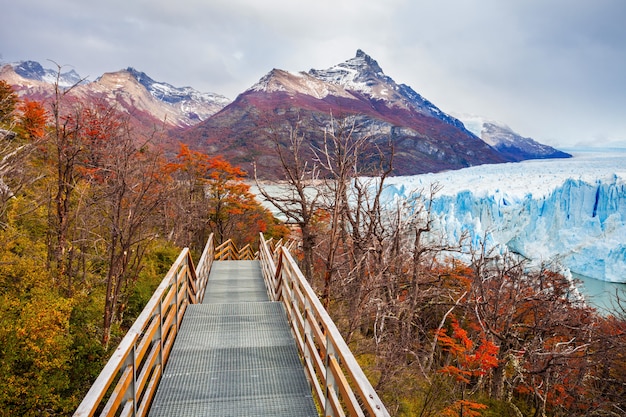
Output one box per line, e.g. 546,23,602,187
457,114,571,161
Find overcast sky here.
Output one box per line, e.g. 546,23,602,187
2,0,625,147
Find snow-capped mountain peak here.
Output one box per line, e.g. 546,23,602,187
307,49,398,102
308,49,387,89
248,68,354,100
455,113,571,161
1,61,230,129
306,50,471,132
121,67,230,108
11,60,84,88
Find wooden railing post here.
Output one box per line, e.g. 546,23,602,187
128,345,137,416
324,340,338,417
274,252,284,302
156,293,164,387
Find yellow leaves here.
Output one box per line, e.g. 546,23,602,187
18,288,73,369
0,228,74,414
0,230,72,365
0,229,73,394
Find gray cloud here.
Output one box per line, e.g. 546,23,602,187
2,0,625,146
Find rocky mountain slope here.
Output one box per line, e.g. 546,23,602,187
2,54,570,178
458,114,571,161
0,61,230,129
180,50,510,178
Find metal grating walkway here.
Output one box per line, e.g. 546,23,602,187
148,260,318,417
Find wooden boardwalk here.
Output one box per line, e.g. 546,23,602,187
147,260,318,417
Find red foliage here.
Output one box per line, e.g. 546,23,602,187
17,99,48,140
437,316,499,384
441,399,488,417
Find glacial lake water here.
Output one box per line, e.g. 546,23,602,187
574,273,626,314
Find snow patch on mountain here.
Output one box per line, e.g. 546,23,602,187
455,113,571,160
308,49,387,96
1,61,230,127
308,50,474,133
11,60,84,88
383,149,626,282
249,68,354,100
125,68,230,108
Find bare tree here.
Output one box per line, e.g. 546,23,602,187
46,63,88,287
77,106,172,347
255,117,322,282
312,115,393,313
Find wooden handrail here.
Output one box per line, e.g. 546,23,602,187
195,234,215,303
214,238,257,260
258,234,390,417
73,235,214,417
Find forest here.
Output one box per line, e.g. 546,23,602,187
1,79,625,417
0,80,287,416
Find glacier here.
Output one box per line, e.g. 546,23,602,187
382,149,626,283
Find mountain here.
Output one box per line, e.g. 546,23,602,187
2,54,570,177
308,50,469,131
457,114,571,161
121,68,231,123
0,61,230,129
180,50,509,178
11,60,84,87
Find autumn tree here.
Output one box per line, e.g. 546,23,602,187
466,250,596,416
16,99,48,142
0,80,18,129
436,315,499,416
38,68,175,345
165,143,215,249
204,155,258,244
69,102,174,346
169,144,287,250
0,86,48,226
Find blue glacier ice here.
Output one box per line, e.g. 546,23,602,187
383,149,626,283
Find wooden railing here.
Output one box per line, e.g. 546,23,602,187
73,235,215,417
214,238,256,260
258,234,390,417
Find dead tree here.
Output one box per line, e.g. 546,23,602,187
255,118,322,282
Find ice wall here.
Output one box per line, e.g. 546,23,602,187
385,177,626,283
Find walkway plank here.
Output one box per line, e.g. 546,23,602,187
148,260,318,417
